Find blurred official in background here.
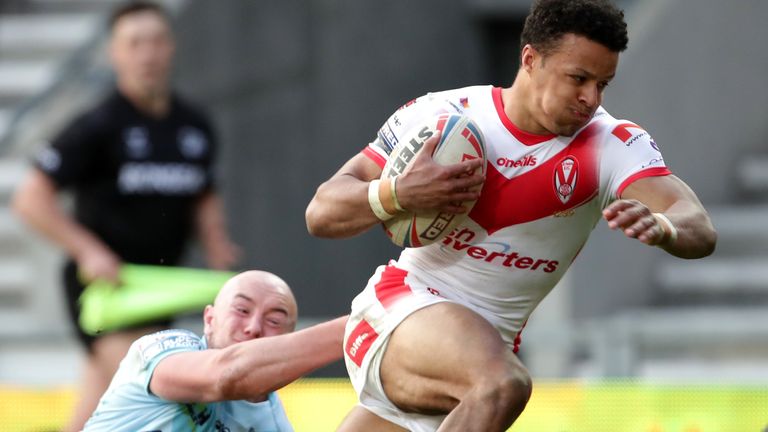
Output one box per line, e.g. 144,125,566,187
12,2,238,430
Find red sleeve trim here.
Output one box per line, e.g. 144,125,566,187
362,146,387,169
616,167,672,198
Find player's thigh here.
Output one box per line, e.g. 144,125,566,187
380,302,526,414
337,406,408,432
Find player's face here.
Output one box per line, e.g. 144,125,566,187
526,34,618,136
109,10,174,97
203,279,297,349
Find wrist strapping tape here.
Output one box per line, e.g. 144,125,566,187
653,212,678,246
390,176,404,212
368,179,394,221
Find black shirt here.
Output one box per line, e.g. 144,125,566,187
35,89,217,265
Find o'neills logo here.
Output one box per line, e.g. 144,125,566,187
554,157,578,204
496,155,537,168
441,228,559,273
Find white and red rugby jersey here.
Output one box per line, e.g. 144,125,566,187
362,85,670,343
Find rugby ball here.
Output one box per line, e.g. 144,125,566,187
382,113,486,247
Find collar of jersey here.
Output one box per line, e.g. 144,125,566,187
492,87,556,146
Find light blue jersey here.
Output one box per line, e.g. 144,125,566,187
83,329,294,431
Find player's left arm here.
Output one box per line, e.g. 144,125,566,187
195,191,240,269
603,174,717,259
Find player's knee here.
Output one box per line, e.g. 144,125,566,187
497,368,532,414
475,365,532,417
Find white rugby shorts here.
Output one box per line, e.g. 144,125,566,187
343,261,459,431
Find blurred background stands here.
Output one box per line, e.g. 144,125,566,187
0,0,129,385
1,0,768,386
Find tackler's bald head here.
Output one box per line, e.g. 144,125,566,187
204,271,298,348
215,271,297,324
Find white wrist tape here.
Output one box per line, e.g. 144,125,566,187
390,176,404,212
368,179,394,221
653,212,678,246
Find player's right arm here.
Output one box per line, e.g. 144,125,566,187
305,152,385,238
305,134,484,239
12,169,121,283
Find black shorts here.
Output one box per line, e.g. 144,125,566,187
63,261,172,352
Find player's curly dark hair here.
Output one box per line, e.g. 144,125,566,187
108,0,171,31
521,0,628,56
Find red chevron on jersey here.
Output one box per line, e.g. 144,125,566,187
470,123,600,234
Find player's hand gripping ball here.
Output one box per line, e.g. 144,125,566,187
382,113,486,247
